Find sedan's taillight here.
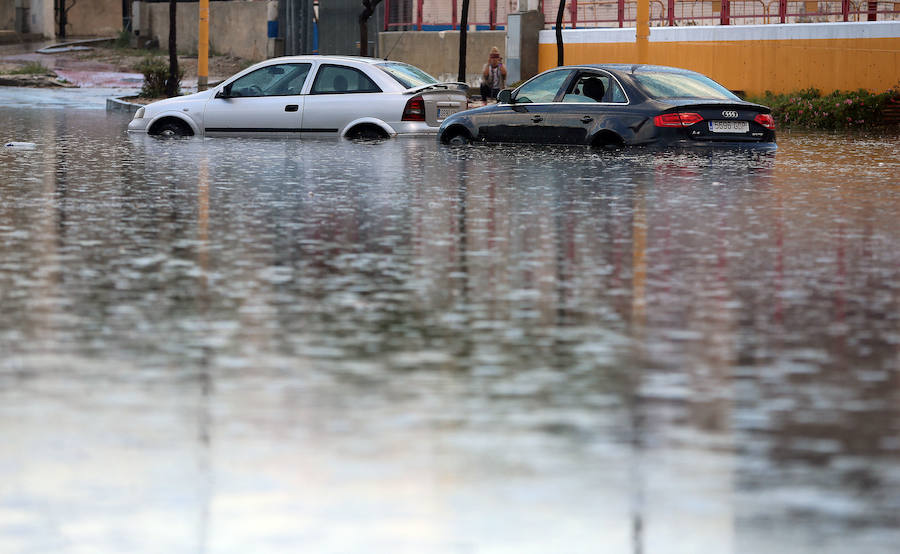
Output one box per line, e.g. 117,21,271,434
654,112,704,127
402,95,426,121
754,113,776,129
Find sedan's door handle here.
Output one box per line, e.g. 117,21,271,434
581,116,594,123
285,105,299,112
532,115,543,123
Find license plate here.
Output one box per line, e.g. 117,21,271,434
708,120,749,133
437,107,456,120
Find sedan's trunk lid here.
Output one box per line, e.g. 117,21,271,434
658,101,774,142
413,88,469,127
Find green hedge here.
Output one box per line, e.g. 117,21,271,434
136,57,183,99
747,86,900,130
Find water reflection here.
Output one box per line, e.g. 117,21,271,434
0,106,897,553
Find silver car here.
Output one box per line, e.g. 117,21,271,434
127,56,468,139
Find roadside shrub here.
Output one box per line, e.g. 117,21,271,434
10,61,51,75
115,28,131,49
136,57,182,98
750,86,900,129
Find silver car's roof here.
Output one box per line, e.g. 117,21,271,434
257,55,402,66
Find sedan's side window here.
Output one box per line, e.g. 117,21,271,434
513,70,572,104
563,73,628,104
311,65,382,94
228,63,311,97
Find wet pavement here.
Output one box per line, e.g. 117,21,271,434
1,89,899,553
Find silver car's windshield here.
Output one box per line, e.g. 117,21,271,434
633,70,739,101
376,62,439,89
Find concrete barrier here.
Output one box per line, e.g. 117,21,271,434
142,1,269,62
378,30,507,87
539,22,900,96
107,96,142,115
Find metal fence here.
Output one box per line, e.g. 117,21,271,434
381,0,899,30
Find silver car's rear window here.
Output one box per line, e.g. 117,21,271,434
376,62,439,89
633,71,739,101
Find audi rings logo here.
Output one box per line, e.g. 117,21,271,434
722,110,739,118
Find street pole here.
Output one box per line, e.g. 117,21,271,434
458,0,469,83
636,0,649,64
198,0,209,91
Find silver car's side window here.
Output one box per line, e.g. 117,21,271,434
229,63,311,97
311,65,382,94
562,72,628,104
513,70,572,104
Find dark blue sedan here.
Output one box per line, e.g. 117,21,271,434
438,64,776,149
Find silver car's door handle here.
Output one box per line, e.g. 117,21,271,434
285,105,299,112
532,115,543,123
581,116,594,123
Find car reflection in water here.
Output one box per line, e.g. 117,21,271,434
2,100,898,553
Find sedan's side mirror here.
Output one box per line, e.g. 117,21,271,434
497,89,513,104
215,84,232,99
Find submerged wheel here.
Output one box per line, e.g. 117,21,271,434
591,131,625,151
346,125,388,141
446,132,471,146
152,119,192,138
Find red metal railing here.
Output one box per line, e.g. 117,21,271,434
542,0,899,28
380,0,899,31
384,0,505,31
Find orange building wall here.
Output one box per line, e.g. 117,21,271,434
538,25,900,96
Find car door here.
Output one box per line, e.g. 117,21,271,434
300,64,387,138
549,70,637,144
481,69,574,143
203,62,311,135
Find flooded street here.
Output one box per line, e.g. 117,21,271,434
1,91,898,553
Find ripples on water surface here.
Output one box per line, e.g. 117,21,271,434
1,102,898,553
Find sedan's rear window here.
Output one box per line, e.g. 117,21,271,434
376,62,439,89
633,71,739,101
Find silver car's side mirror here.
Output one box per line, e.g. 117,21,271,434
215,84,232,99
497,89,513,104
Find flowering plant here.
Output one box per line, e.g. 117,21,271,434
749,86,900,130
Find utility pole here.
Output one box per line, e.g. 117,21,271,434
636,0,649,64
198,0,209,91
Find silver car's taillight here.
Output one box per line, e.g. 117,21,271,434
401,96,425,121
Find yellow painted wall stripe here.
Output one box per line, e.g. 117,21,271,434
538,23,900,96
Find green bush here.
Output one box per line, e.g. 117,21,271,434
9,61,51,75
749,86,900,129
136,57,183,98
115,28,132,49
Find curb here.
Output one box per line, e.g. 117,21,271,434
106,96,142,115
36,37,117,54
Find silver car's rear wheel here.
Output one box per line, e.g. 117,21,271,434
346,125,388,141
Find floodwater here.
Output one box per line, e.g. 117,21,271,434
1,90,898,553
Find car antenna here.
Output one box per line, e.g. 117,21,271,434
383,30,407,60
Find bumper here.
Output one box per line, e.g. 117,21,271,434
390,121,441,136
127,118,149,133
